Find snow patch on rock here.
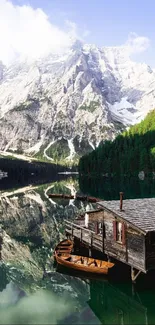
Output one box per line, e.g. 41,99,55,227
43,141,56,161
65,139,76,161
108,97,138,125
25,137,44,154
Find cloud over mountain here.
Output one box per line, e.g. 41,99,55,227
0,1,150,66
0,0,74,65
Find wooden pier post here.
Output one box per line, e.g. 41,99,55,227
91,233,93,248
80,228,82,241
107,255,111,262
71,224,73,238
89,233,93,257
89,247,92,257
131,267,141,282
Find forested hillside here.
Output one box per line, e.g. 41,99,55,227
79,110,155,176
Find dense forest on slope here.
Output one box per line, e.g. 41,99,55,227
79,110,155,176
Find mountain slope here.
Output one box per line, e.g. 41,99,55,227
0,40,155,162
79,110,155,176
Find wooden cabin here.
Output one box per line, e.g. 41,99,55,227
65,196,155,281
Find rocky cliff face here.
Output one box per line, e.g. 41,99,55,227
0,41,155,162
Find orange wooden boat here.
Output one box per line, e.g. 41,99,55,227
54,239,114,275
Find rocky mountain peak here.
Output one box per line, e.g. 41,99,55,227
0,41,154,163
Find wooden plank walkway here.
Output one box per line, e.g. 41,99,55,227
65,220,103,252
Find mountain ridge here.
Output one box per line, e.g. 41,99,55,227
0,40,155,163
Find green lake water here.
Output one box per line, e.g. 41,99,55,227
1,174,155,324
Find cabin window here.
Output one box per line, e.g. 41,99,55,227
98,222,103,234
117,222,123,242
95,222,105,237
113,221,126,244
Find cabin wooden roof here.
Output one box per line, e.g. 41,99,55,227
98,198,155,233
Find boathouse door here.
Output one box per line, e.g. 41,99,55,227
95,222,103,235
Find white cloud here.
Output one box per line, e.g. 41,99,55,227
125,32,150,54
0,0,77,65
82,29,91,38
65,20,90,39
65,20,78,39
0,1,149,67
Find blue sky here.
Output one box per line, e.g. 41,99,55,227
3,0,155,66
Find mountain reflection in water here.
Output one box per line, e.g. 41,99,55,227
0,281,78,324
1,176,155,324
1,268,155,324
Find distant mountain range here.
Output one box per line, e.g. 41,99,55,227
0,40,155,162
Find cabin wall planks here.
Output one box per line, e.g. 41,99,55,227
127,232,145,270
102,209,146,271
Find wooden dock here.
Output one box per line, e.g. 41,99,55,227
65,220,104,252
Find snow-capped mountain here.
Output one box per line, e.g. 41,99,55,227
0,40,155,162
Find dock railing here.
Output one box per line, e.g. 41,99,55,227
64,219,103,251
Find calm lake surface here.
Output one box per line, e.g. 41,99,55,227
1,165,155,324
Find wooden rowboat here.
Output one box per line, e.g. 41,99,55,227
54,239,73,255
54,239,114,275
